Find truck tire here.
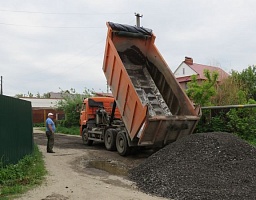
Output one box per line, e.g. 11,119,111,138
104,128,117,151
116,131,130,156
82,128,93,146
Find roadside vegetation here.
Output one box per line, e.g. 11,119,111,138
0,145,46,199
50,88,91,136
57,88,92,127
56,126,80,135
35,88,92,135
187,66,256,146
34,123,79,135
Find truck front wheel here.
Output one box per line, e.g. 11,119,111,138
82,128,93,146
116,131,130,156
104,128,117,151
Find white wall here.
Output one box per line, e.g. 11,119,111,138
174,63,197,78
20,98,61,108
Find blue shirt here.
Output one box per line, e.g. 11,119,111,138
46,117,56,132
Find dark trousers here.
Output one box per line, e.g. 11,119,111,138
46,131,54,152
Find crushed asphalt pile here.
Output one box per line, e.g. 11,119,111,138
128,132,256,200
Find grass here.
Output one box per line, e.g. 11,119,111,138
33,123,45,127
248,138,256,146
0,145,46,199
56,126,80,135
38,125,80,135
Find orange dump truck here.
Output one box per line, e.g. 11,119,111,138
80,22,201,156
101,22,201,155
80,96,122,147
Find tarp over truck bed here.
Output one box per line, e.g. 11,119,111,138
103,22,201,146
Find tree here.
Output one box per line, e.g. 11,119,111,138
232,66,256,100
36,92,41,98
27,91,33,97
186,69,219,106
57,88,92,127
210,74,247,105
14,94,24,98
42,92,51,98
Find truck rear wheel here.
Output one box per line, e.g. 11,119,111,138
82,128,93,146
116,131,130,156
104,128,117,151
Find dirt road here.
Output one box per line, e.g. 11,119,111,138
16,128,166,200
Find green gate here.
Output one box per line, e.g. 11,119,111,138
0,95,34,166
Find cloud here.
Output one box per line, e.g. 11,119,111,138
1,0,256,96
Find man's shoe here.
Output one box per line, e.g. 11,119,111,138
47,151,55,153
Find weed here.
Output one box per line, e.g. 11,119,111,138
0,145,46,199
38,126,79,135
33,123,45,127
56,126,80,135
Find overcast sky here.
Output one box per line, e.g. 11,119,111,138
1,0,256,96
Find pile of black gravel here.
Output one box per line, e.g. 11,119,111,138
128,132,256,200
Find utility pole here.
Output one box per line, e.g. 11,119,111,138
0,76,2,95
135,13,143,27
106,81,109,93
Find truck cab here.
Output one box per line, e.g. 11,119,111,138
80,96,122,146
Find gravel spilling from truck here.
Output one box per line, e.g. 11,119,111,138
119,46,172,117
128,132,256,200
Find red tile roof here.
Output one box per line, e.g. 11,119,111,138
177,62,229,83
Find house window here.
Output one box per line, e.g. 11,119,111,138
183,68,185,75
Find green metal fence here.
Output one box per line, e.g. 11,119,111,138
0,95,34,166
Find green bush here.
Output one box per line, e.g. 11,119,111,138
196,110,229,133
187,69,218,106
196,106,256,145
227,107,256,140
0,145,46,198
33,123,45,127
37,125,80,135
56,126,80,135
57,88,92,127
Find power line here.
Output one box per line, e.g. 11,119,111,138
0,9,131,15
3,19,136,93
0,22,104,29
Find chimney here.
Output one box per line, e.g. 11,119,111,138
184,57,193,65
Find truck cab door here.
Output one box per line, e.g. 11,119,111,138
80,103,87,125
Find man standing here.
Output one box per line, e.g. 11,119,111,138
46,113,56,153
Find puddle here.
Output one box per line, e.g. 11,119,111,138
87,160,128,176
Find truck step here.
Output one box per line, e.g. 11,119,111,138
88,137,102,142
88,130,102,134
